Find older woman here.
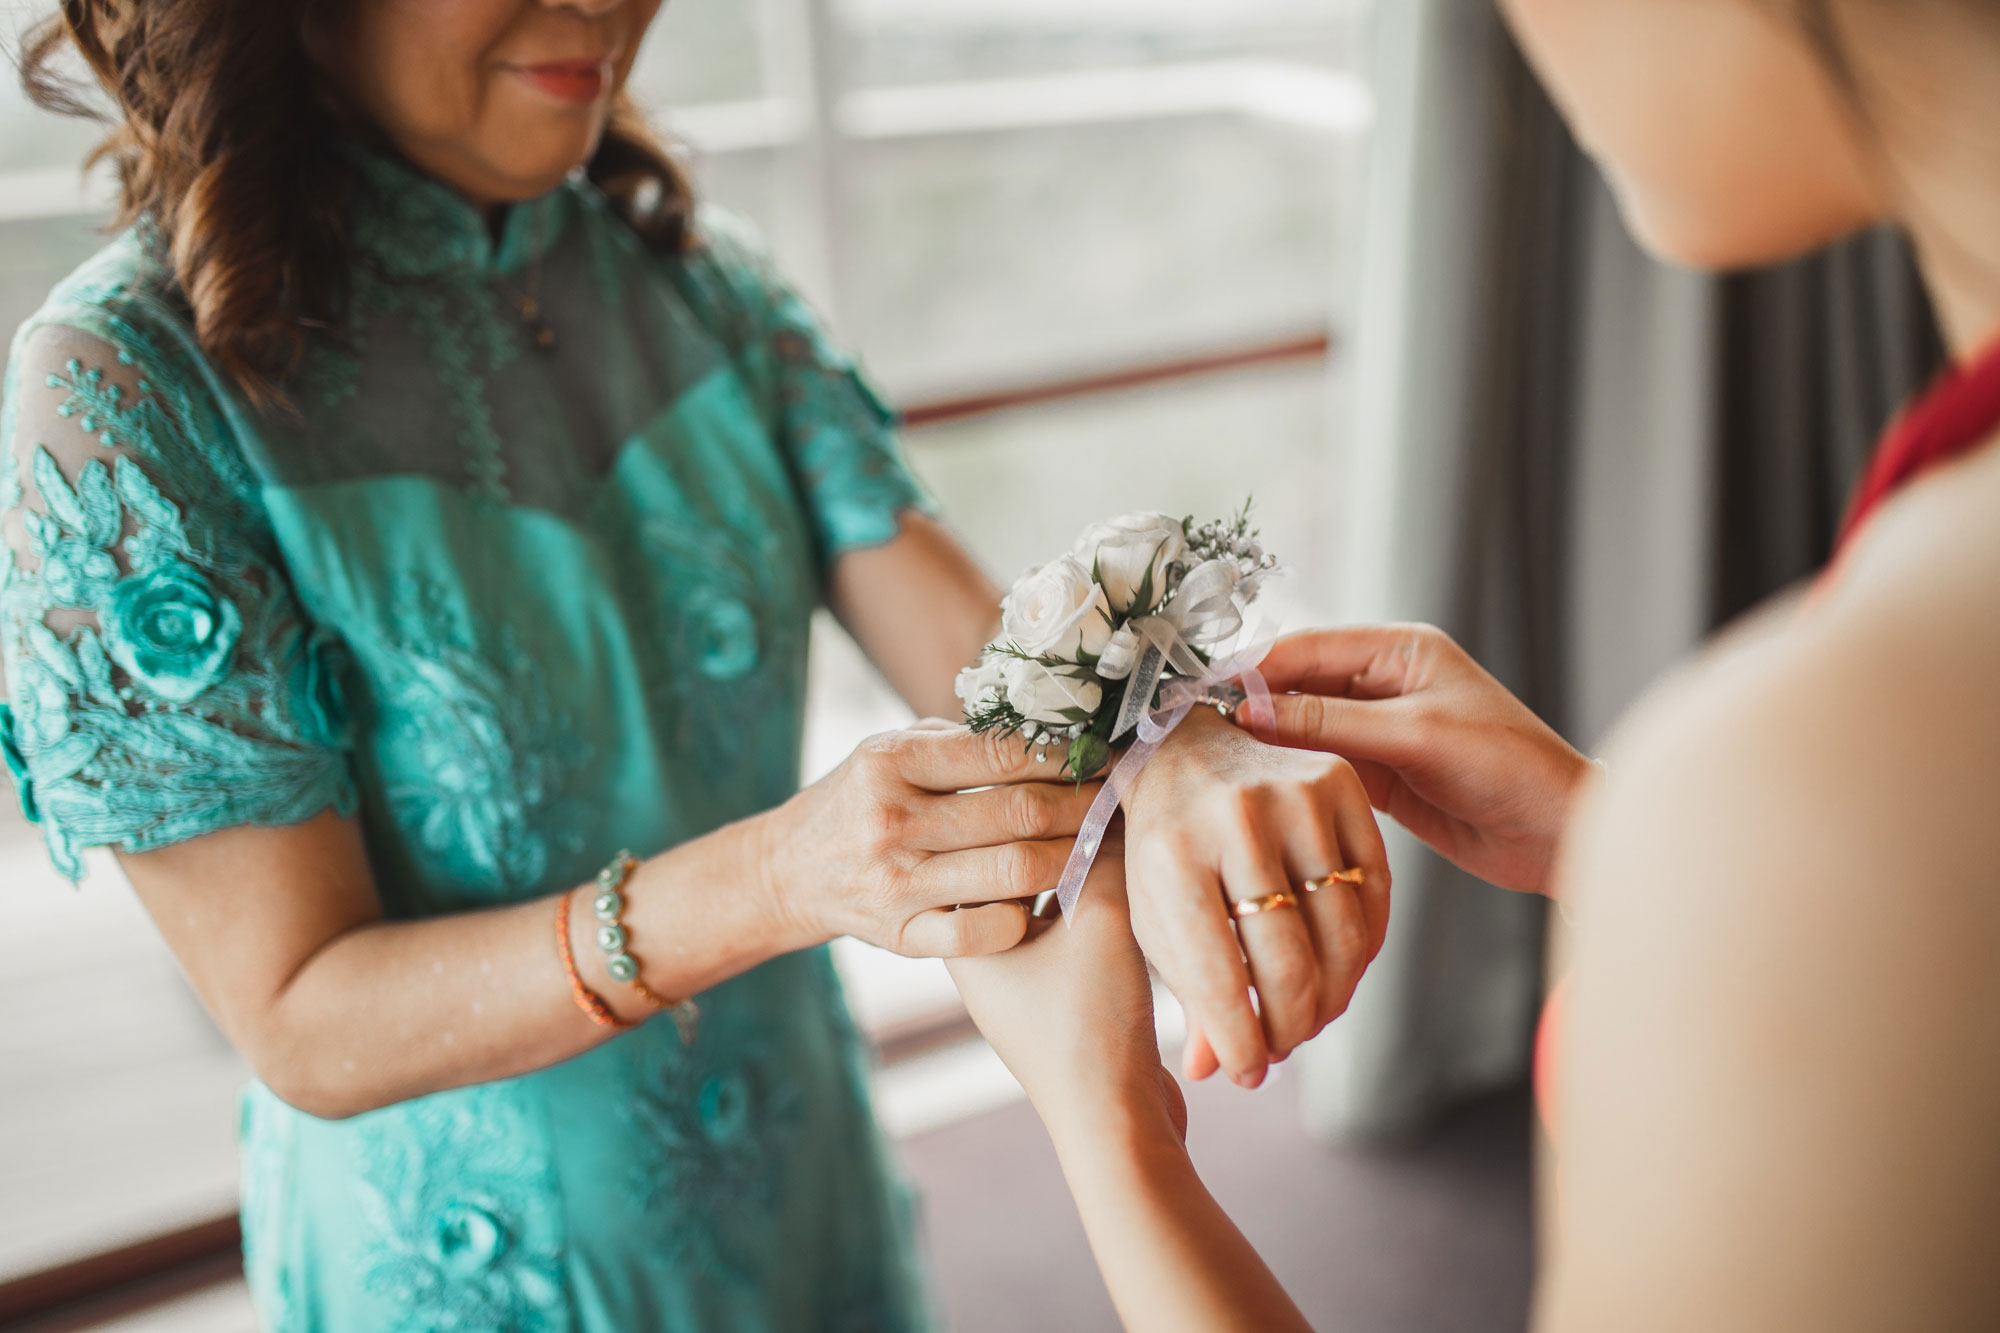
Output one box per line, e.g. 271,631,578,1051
0,0,1385,1329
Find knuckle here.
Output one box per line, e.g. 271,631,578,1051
1006,783,1052,840
971,726,1015,774
998,842,1041,898
855,731,905,775
864,803,911,855
1223,787,1263,833
1158,829,1202,865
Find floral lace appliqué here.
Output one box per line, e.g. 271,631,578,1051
354,1088,567,1333
372,577,591,900
1,355,354,878
621,1045,804,1287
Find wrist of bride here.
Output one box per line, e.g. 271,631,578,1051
1038,1063,1184,1165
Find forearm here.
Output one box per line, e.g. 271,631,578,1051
829,511,1003,718
254,812,810,1118
1047,1097,1312,1333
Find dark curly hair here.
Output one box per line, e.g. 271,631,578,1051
18,0,696,409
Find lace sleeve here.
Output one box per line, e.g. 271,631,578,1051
0,319,356,882
679,209,938,573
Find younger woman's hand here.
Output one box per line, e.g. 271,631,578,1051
762,725,1099,958
1251,624,1594,896
946,843,1186,1144
1120,707,1391,1089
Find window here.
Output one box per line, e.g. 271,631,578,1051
0,0,1374,1306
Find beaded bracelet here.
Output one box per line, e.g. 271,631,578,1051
556,889,631,1030
591,850,702,1046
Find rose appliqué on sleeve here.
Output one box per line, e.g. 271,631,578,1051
1,350,356,880
102,560,243,703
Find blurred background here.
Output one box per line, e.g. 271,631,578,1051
0,0,1943,1329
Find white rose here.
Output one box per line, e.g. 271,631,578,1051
1000,555,1114,661
1003,657,1104,727
1095,623,1142,680
1168,558,1245,646
954,655,1009,712
1074,511,1188,615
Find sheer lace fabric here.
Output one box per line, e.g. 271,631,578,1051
1,321,355,879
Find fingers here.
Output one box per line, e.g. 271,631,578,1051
1256,625,1435,697
1281,763,1391,1030
919,838,1078,906
1182,1022,1221,1082
1326,768,1394,965
877,726,1068,793
1129,853,1270,1088
908,780,1103,852
1223,827,1323,1061
900,900,1030,958
1256,692,1419,768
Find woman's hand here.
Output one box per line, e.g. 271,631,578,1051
1252,623,1594,896
762,725,1099,959
1120,706,1391,1089
946,842,1184,1143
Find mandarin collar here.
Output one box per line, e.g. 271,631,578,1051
339,135,572,282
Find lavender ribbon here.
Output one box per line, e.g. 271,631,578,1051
1050,620,1278,920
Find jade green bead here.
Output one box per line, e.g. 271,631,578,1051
596,923,628,954
606,953,639,983
592,890,623,922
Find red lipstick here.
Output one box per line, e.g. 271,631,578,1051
510,58,611,105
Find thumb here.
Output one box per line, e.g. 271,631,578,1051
1255,692,1420,769
900,901,1030,957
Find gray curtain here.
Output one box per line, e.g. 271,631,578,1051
1299,0,1942,1143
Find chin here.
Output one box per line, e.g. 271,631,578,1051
1617,184,1881,275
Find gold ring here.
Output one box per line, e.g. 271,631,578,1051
1232,890,1299,919
1302,868,1366,894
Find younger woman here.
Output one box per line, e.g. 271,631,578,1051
953,1,2000,1327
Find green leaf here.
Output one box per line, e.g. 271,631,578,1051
32,448,87,536
73,459,120,548
25,620,80,688
115,459,184,540
72,629,120,708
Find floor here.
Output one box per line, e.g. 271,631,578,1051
909,1077,1536,1333
32,1075,1535,1333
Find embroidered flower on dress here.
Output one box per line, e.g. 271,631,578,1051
354,1090,564,1333
29,525,120,607
685,589,760,682
102,559,242,703
291,630,355,751
623,1049,803,1285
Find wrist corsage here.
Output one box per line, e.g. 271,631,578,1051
956,506,1283,916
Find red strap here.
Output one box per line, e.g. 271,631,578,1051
1836,329,2000,556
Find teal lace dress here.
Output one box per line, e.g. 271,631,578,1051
0,146,937,1331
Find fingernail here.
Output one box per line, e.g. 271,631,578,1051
1233,1067,1265,1090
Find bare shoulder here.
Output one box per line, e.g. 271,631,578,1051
1579,428,2000,908
1541,438,2000,1331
